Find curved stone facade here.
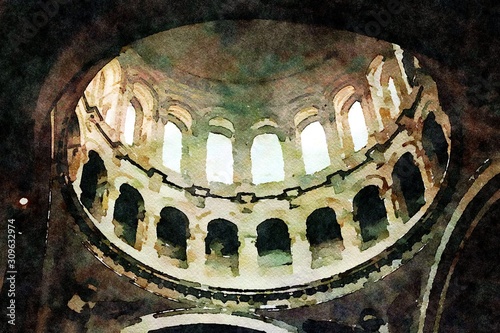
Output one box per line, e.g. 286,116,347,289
64,21,451,308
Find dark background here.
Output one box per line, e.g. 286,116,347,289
0,1,498,332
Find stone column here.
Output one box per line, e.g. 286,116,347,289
292,233,312,272
338,209,360,251
233,134,253,186
384,187,405,238
319,110,348,173
238,236,259,278
186,225,206,274
101,187,119,227
282,137,303,182
182,130,207,186
140,198,160,256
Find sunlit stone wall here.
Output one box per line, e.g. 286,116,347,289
64,22,451,308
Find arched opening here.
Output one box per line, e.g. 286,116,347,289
205,219,239,275
353,186,388,245
123,103,136,145
87,59,122,126
112,184,145,247
301,121,331,174
156,207,190,262
392,153,426,222
401,51,417,87
132,82,156,122
162,121,183,173
206,133,234,184
205,219,239,256
366,55,385,131
306,207,344,268
422,112,448,171
80,150,108,219
150,324,266,333
333,85,356,149
251,133,285,184
256,219,292,267
348,101,369,152
306,207,343,245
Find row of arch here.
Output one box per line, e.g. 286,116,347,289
82,53,419,185
79,106,447,197
104,99,445,186
97,104,368,185
105,101,373,185
79,150,427,268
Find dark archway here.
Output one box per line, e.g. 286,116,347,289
353,186,388,243
306,207,342,246
422,112,448,170
80,150,107,212
392,152,426,222
306,207,344,268
113,184,145,247
256,219,291,257
157,207,190,261
150,323,265,333
205,219,239,256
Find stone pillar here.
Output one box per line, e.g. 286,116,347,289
238,236,259,278
233,134,253,185
186,225,206,274
148,120,165,168
292,233,312,272
140,203,159,254
182,130,207,186
393,44,413,96
384,188,405,238
321,114,347,170
282,137,303,181
102,188,119,227
338,210,360,251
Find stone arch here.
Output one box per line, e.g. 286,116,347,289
256,219,292,266
95,59,123,126
79,150,108,218
112,184,145,247
300,121,331,174
306,207,344,268
353,185,388,244
347,100,369,152
333,85,356,150
422,112,449,171
128,97,145,143
162,121,183,173
123,101,143,146
156,207,190,261
205,219,240,256
132,81,157,121
392,152,426,222
294,106,319,129
206,132,234,184
250,133,285,184
306,207,343,246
